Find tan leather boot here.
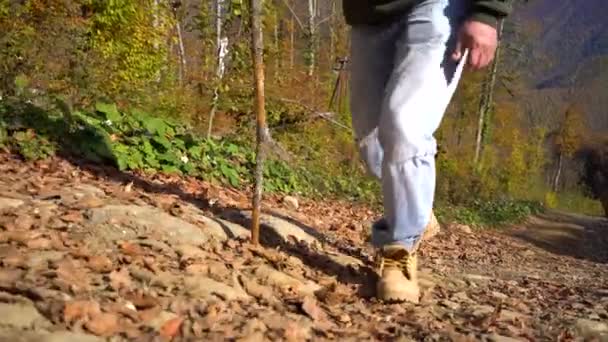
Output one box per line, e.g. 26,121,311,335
376,244,419,303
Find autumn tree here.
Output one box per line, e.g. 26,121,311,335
552,104,586,192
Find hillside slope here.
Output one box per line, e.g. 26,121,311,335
513,0,608,131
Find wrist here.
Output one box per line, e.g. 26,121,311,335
468,11,499,29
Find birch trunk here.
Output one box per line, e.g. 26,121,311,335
174,15,187,86
307,0,316,76
250,0,268,245
552,152,563,192
207,0,228,138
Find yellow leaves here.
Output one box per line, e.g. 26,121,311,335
556,104,586,157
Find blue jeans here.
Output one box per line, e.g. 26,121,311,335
349,0,468,251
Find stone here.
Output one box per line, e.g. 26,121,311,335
450,223,473,234
0,330,103,342
26,251,66,269
176,203,239,241
184,276,250,301
0,302,51,329
254,265,320,296
484,333,525,342
215,218,250,240
464,274,493,282
87,205,217,245
575,319,608,341
439,300,461,310
325,252,364,269
0,198,24,210
146,310,179,331
471,305,495,317
282,196,299,210
226,211,318,245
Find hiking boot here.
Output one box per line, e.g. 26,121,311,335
375,244,420,303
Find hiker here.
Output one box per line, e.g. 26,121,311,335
343,0,512,303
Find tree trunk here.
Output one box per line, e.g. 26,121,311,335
552,152,563,192
307,0,316,76
208,0,228,138
174,15,187,86
250,0,267,245
289,17,295,70
474,19,504,168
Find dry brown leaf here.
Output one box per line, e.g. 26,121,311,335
56,259,91,293
87,255,113,273
64,300,101,324
138,305,163,323
160,316,184,339
26,237,52,249
14,214,35,230
119,241,144,256
60,211,83,223
77,196,105,209
109,268,133,291
301,296,331,327
0,269,24,285
85,312,121,336
124,291,160,310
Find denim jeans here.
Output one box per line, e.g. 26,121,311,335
349,0,469,251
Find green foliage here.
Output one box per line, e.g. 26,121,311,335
437,199,544,228
0,98,305,194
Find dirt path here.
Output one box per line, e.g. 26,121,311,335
0,153,606,342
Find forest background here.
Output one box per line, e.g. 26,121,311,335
1,0,607,227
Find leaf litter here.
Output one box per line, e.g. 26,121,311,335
0,153,605,341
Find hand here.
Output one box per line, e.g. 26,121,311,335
451,20,498,70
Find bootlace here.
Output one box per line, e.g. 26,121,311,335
378,250,415,280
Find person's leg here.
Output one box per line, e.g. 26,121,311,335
349,22,402,181
379,0,468,251
375,0,469,302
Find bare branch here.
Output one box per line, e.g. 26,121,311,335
280,0,305,31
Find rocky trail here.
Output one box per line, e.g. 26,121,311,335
0,153,606,342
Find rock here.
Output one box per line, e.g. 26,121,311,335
464,274,493,282
225,211,318,245
0,330,103,342
184,276,250,301
575,319,608,341
146,311,178,331
215,218,250,240
450,223,473,234
0,302,51,329
484,333,525,342
87,205,219,245
423,211,441,240
254,265,321,296
0,197,24,210
282,196,299,210
176,203,240,241
26,251,66,269
491,291,508,300
325,252,364,269
439,300,461,310
471,305,495,317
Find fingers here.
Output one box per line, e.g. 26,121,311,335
451,38,463,62
468,46,495,70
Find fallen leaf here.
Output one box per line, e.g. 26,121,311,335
85,312,121,336
87,255,113,273
109,268,133,291
14,214,35,230
138,305,163,323
160,316,184,339
124,291,160,310
64,300,101,324
77,196,105,209
0,269,24,285
119,242,144,256
56,259,91,293
26,237,52,249
60,211,83,223
301,296,331,327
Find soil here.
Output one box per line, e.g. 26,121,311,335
0,153,606,341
